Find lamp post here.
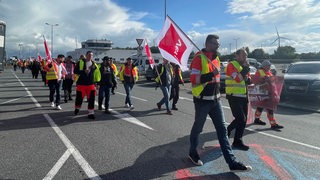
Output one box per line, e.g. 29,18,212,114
18,43,23,59
233,38,239,51
45,22,59,56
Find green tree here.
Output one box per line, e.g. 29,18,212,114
249,48,269,59
272,46,297,59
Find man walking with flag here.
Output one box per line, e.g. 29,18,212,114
188,34,252,172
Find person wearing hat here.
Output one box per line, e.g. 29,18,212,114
97,56,116,114
119,57,138,109
253,60,284,129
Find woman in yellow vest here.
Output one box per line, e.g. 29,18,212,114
225,49,251,151
254,60,284,129
119,57,138,110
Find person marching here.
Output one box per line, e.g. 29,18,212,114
44,54,67,110
63,55,75,103
188,34,252,172
109,57,118,95
225,49,251,151
119,57,138,110
98,56,116,114
155,58,174,115
40,59,48,86
170,63,184,110
74,51,101,119
254,60,284,129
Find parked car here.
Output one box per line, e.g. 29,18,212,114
282,61,320,98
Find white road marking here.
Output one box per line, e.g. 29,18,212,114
115,92,148,101
44,114,102,180
14,72,101,180
43,149,73,180
0,82,19,86
0,96,24,105
94,101,154,131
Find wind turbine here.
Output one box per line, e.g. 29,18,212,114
271,26,289,47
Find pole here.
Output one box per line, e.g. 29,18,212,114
45,23,58,57
233,38,239,51
164,0,166,21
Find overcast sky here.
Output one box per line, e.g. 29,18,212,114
1,0,320,59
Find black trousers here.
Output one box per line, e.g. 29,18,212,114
63,79,74,100
170,85,179,106
227,96,248,142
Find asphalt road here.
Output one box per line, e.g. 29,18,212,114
1,68,320,180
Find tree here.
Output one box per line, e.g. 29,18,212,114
249,48,269,59
272,46,297,59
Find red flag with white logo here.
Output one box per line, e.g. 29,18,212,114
144,39,155,69
155,16,194,71
43,35,52,63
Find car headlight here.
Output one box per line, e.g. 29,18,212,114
312,81,320,86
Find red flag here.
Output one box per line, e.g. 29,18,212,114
155,16,194,71
144,39,155,69
43,35,52,63
37,53,42,62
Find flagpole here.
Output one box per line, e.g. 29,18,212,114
166,15,218,70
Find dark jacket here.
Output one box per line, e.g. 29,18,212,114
74,60,97,85
98,64,116,87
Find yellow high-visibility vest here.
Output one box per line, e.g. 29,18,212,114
225,60,246,96
75,60,101,83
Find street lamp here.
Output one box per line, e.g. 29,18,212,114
233,38,239,51
45,22,59,56
18,43,23,59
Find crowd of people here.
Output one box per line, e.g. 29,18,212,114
12,34,286,173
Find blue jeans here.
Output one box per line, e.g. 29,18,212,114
48,79,62,106
189,99,236,166
123,82,134,106
98,85,111,109
158,84,171,110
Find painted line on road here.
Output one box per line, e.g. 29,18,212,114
0,82,19,86
0,96,26,105
13,72,41,107
44,114,102,180
43,149,73,180
14,72,101,180
115,92,148,102
94,101,154,131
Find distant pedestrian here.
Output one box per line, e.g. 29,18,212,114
155,58,173,115
74,51,101,119
119,57,138,110
31,60,41,79
98,56,116,114
226,48,251,151
109,57,118,95
63,56,75,103
169,63,184,110
253,60,284,129
44,55,67,110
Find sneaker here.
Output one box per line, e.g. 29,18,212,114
254,118,267,125
74,109,79,115
271,124,284,129
230,161,252,172
98,106,102,110
130,105,135,110
56,105,62,110
64,99,68,103
188,154,203,166
88,114,95,119
105,110,111,114
232,141,249,151
112,91,115,95
167,110,173,115
50,102,54,107
125,103,130,108
69,97,73,100
156,103,161,110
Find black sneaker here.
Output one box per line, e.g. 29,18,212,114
172,106,178,110
64,99,68,103
98,106,102,110
188,154,203,166
74,109,79,115
271,124,284,129
156,103,161,110
88,114,95,119
105,110,111,114
230,161,252,172
254,118,267,125
232,141,249,151
166,110,173,115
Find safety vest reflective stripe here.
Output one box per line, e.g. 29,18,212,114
192,54,220,98
119,65,138,81
259,69,266,77
225,60,246,95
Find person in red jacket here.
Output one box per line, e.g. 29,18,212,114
254,60,284,129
